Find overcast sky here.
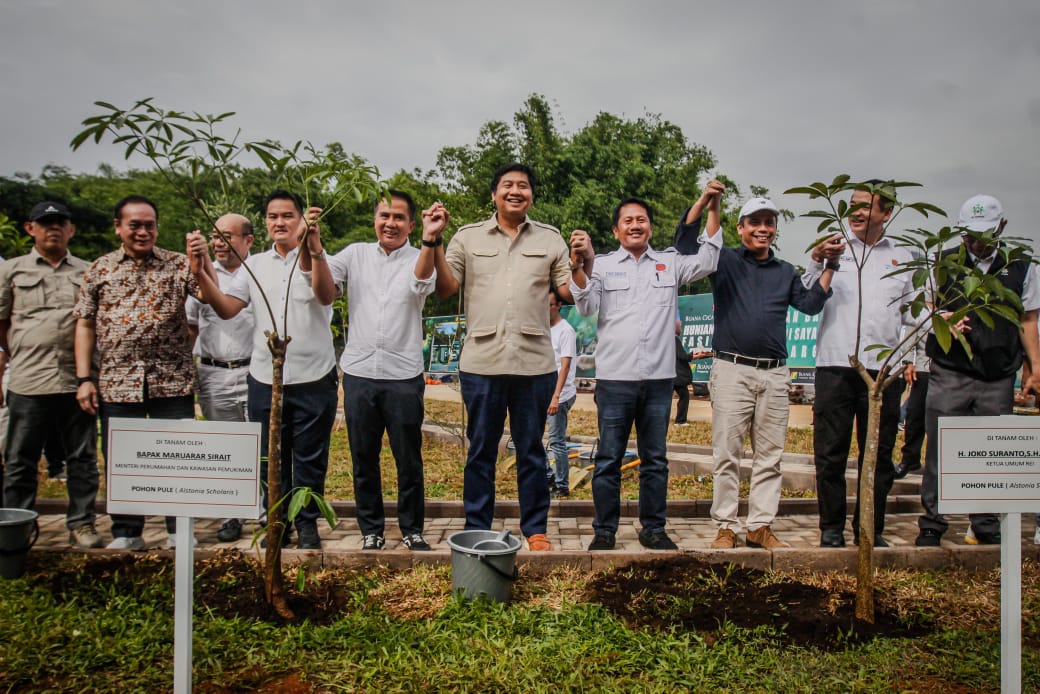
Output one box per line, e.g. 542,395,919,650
2,0,1038,259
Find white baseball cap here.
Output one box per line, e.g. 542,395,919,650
957,194,1004,233
738,197,780,221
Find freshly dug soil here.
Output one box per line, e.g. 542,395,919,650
34,551,936,648
586,556,935,649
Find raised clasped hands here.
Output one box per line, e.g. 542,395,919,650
421,202,450,241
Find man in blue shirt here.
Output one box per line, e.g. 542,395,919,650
674,188,840,549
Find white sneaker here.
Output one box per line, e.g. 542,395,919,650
107,536,146,551
166,534,199,549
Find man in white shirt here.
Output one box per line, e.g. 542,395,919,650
187,190,338,550
569,197,721,550
545,290,578,497
328,191,448,551
805,181,916,548
186,213,255,542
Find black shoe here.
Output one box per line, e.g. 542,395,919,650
820,529,846,547
588,533,616,550
550,486,570,499
893,461,922,479
216,519,242,543
401,533,431,551
362,534,385,550
851,531,888,548
296,525,321,550
259,524,293,549
638,529,677,550
915,528,943,547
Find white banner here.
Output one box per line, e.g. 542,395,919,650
937,415,1040,514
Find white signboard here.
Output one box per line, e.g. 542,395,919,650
106,417,262,519
937,415,1040,514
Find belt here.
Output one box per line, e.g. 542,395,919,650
200,356,251,369
714,351,786,370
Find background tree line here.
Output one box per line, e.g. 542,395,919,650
0,94,771,318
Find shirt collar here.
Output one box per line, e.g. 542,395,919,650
485,214,531,236
119,245,165,264
737,245,777,265
29,246,70,266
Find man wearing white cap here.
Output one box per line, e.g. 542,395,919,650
673,187,841,549
916,194,1040,546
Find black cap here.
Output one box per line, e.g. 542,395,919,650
28,202,71,222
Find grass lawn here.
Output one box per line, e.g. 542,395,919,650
0,552,1036,692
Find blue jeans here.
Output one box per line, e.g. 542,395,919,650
100,394,195,538
3,392,98,530
592,379,672,534
343,373,425,536
459,371,555,537
248,368,338,529
547,395,576,488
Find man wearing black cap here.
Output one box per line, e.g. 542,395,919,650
0,202,103,548
674,185,841,549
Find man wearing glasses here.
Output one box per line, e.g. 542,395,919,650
916,194,1040,546
185,214,255,542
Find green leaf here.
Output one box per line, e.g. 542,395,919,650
295,568,307,591
931,314,952,353
287,487,309,521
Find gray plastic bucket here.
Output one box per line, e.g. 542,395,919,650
0,509,39,579
446,529,521,603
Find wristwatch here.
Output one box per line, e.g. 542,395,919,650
569,259,584,271
310,250,327,261
824,259,840,271
421,238,443,247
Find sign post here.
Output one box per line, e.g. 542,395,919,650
106,418,262,694
937,415,1040,694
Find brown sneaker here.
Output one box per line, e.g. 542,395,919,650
746,526,790,549
710,528,738,549
525,533,553,551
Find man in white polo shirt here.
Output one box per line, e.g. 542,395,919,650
188,190,338,550
328,190,448,551
805,181,915,549
186,213,255,543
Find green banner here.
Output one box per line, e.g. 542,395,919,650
422,315,466,374
424,293,819,384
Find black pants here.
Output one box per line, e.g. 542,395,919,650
673,382,690,424
900,371,929,468
4,392,98,530
813,367,902,536
101,394,195,538
343,373,425,536
248,368,338,529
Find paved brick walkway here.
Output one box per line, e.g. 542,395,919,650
29,497,1040,573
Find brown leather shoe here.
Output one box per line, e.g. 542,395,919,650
710,528,738,549
525,533,553,551
746,526,790,549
